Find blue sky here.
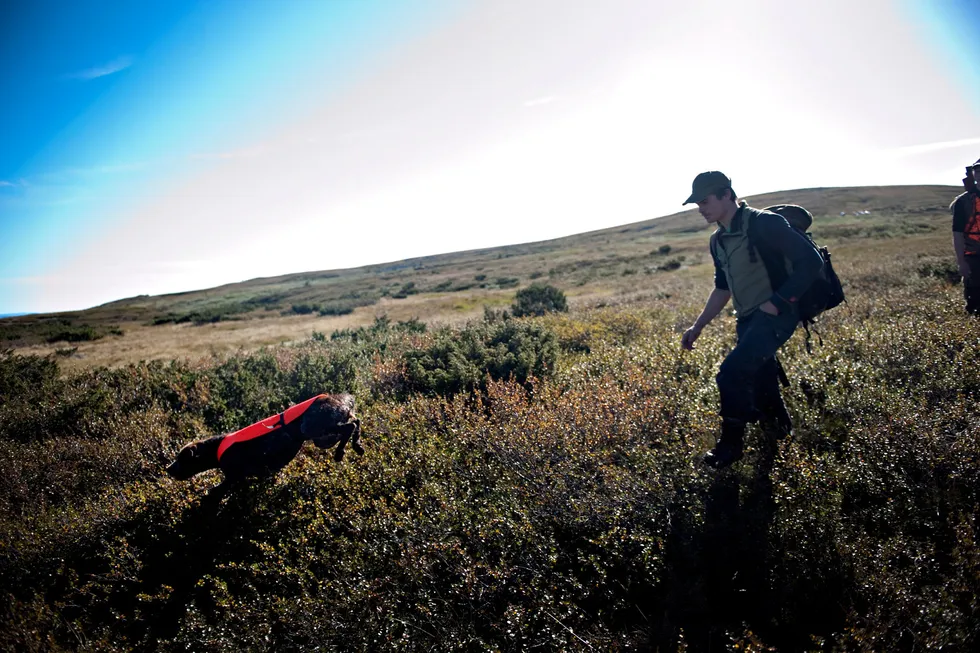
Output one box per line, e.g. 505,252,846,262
1,0,978,314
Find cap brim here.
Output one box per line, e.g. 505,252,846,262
683,193,701,206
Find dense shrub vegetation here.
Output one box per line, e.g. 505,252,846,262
511,283,568,317
0,317,123,343
403,318,558,397
2,244,980,651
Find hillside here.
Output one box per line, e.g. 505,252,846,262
2,181,978,650
1,184,960,367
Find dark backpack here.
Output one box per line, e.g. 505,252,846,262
756,204,845,335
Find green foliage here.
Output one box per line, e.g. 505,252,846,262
330,315,426,345
918,257,960,284
391,281,418,299
319,295,379,316
289,346,361,399
512,283,568,317
45,324,103,343
315,301,354,316
202,352,289,431
0,318,122,344
0,350,59,402
288,302,319,315
657,256,684,271
402,318,559,396
153,303,250,325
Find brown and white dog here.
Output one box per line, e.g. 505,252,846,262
166,393,362,496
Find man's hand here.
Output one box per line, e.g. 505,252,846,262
759,300,779,316
681,324,703,350
960,261,971,281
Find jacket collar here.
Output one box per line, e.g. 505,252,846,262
719,203,747,235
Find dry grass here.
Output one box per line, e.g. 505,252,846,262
21,290,524,370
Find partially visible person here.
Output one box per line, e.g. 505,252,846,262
680,171,824,469
951,158,980,315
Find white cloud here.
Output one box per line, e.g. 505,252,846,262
0,181,14,187
891,137,980,157
69,55,134,81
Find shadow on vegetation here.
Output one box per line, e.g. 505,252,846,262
134,484,271,646
652,433,847,652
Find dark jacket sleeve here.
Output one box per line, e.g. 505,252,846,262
952,193,969,232
750,212,824,314
711,239,729,291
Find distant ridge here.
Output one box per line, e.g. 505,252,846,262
106,184,966,300
1,185,960,329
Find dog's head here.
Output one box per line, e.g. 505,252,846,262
165,441,214,480
301,394,355,439
301,394,364,460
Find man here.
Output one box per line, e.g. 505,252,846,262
951,158,980,315
680,171,824,469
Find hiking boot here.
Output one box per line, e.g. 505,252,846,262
702,419,745,469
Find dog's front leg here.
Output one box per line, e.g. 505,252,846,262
349,419,364,456
203,478,236,505
332,421,359,462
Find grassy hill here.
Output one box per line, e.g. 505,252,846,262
2,183,978,650
1,184,959,368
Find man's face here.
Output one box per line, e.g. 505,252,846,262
697,192,727,224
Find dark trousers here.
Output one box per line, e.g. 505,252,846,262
716,310,797,424
966,256,980,315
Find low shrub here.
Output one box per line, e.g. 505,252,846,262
45,324,103,343
917,258,960,284
402,318,558,396
288,303,319,315
391,282,418,299
512,283,568,317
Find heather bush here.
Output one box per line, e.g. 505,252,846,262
402,317,559,397
0,319,123,344
512,283,568,317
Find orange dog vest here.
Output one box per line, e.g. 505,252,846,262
965,195,980,256
216,394,326,461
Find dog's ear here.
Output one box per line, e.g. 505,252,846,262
300,403,337,437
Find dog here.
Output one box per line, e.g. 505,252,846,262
165,393,362,497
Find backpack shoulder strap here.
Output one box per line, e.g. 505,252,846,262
740,204,761,245
951,191,970,212
739,204,763,263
